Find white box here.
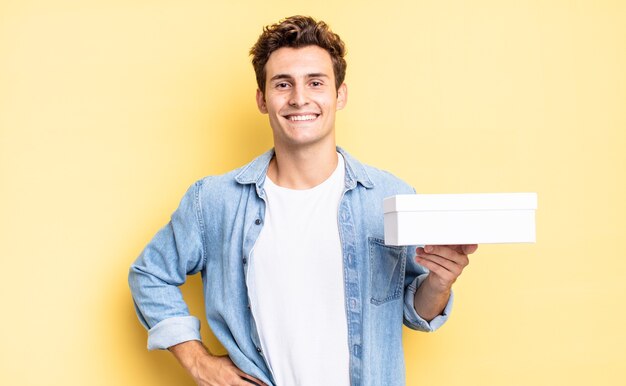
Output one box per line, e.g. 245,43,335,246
383,193,537,246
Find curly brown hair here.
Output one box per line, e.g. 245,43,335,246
250,15,347,94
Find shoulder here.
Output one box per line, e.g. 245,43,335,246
192,149,273,195
192,165,249,198
362,163,415,199
364,164,413,190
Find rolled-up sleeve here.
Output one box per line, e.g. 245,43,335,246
128,181,206,350
403,273,454,332
147,316,202,350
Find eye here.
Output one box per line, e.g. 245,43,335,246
310,80,323,87
275,82,290,89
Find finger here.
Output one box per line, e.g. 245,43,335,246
416,252,463,275
444,245,465,255
238,377,267,386
242,378,267,386
238,378,260,385
462,244,478,255
416,247,469,278
423,245,456,259
422,245,469,267
235,370,267,386
445,244,478,255
241,377,267,386
414,255,457,283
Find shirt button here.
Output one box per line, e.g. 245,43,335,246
242,257,247,264
254,219,262,225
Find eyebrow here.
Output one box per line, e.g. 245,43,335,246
269,73,330,82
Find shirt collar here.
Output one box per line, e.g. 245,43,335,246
234,146,375,190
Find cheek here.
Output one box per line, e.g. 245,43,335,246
315,98,330,110
320,94,338,108
269,98,289,113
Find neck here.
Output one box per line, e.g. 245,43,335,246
268,142,339,189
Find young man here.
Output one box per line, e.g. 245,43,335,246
129,15,477,386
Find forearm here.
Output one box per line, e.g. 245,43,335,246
413,276,451,322
169,340,210,374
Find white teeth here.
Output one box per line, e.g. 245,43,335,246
288,114,317,121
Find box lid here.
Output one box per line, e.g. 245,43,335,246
383,193,538,213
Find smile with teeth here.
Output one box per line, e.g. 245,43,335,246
286,114,319,121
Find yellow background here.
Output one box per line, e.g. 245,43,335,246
1,0,625,385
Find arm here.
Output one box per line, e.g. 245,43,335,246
128,182,206,349
413,244,477,321
129,182,266,385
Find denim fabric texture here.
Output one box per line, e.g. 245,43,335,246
129,147,453,386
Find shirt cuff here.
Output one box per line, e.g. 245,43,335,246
147,315,202,350
403,273,454,332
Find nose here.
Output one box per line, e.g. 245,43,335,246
288,84,308,107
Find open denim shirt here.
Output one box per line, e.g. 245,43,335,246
129,147,452,386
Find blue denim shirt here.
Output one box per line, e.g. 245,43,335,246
129,147,453,386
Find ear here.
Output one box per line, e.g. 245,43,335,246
336,83,348,111
256,89,268,114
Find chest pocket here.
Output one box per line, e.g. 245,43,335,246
368,237,407,305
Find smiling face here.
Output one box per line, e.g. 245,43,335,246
256,45,347,152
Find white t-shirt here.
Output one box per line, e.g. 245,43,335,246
246,153,350,386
